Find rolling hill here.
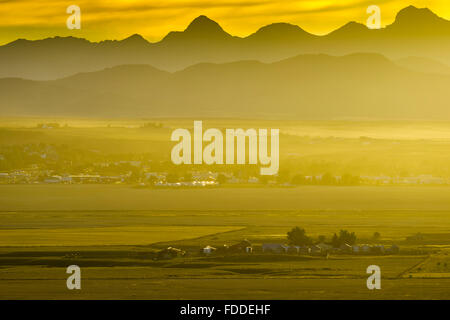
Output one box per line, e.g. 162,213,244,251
1,53,449,119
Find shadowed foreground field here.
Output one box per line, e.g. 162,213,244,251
0,185,449,299
1,252,449,299
2,277,449,300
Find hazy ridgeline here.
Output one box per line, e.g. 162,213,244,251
0,6,450,80
0,6,450,120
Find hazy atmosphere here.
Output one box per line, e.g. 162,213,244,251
1,1,450,301
1,0,449,43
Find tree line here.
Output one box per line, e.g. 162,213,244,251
287,227,359,247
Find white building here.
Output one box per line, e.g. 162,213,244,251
203,246,216,255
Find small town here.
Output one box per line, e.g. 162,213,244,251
1,143,449,187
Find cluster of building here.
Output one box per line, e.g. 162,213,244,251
42,174,128,184
0,169,236,186
300,174,449,186
153,180,219,187
2,167,449,187
250,242,398,255
0,171,131,184
360,174,448,185
0,170,36,184
1,144,448,187
155,240,400,260
145,171,221,188
256,243,399,255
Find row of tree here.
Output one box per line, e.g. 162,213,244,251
287,227,359,247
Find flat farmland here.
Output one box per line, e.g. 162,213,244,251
1,266,449,299
2,185,450,211
0,226,243,246
0,184,449,299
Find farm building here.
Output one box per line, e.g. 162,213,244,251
310,245,322,255
203,246,217,255
299,246,311,255
262,243,288,254
287,246,301,254
371,245,385,254
44,176,62,183
387,244,400,254
316,242,333,252
228,240,252,253
340,243,352,253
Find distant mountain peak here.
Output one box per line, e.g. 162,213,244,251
393,5,443,26
341,21,367,30
329,21,369,37
187,15,217,28
184,15,230,37
256,22,310,35
328,21,371,39
247,22,314,42
397,5,434,16
121,34,148,44
257,22,304,32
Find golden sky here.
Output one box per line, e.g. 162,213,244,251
0,0,449,44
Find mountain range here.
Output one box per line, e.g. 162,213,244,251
1,52,449,119
1,5,450,120
0,5,449,80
